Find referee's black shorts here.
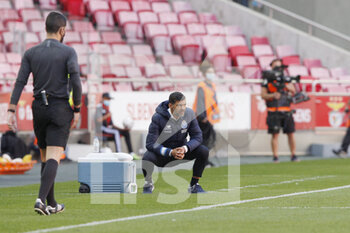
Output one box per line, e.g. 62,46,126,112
266,111,295,134
32,97,73,149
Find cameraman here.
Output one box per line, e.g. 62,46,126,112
261,59,299,163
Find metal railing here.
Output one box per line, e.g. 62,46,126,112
253,0,350,47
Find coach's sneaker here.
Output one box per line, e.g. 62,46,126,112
273,156,279,163
34,198,50,216
332,149,347,158
188,184,206,193
143,181,154,194
47,203,65,214
291,155,300,162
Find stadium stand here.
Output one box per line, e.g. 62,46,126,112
0,0,346,94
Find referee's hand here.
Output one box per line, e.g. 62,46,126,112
71,112,80,129
7,111,17,132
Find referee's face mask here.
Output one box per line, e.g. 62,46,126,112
59,27,66,43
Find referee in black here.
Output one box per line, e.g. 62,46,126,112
7,12,82,215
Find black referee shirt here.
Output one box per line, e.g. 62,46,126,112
10,39,82,106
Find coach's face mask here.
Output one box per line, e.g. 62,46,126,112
103,100,110,106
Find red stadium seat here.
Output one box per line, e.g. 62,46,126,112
179,12,199,24
7,22,27,32
0,1,12,9
6,53,21,65
72,21,95,32
111,1,131,22
330,67,348,78
145,63,166,78
224,25,244,36
88,1,114,30
167,24,187,40
144,23,171,55
64,31,82,45
13,0,35,11
27,19,45,33
276,45,297,58
258,55,276,70
172,1,194,13
206,45,231,72
201,35,226,51
241,65,261,79
64,0,85,17
108,54,135,67
132,44,153,55
144,23,168,40
310,67,331,79
112,44,132,55
303,58,322,69
125,66,142,78
38,0,57,10
134,54,156,70
161,54,183,67
206,24,225,36
151,2,171,13
20,9,43,23
91,43,113,54
0,9,20,24
81,32,101,44
0,53,7,63
139,11,159,26
101,31,125,44
131,1,152,13
198,13,218,24
226,36,246,48
282,55,300,66
252,44,274,57
236,55,257,68
229,46,252,65
173,35,201,63
251,36,269,45
158,12,179,25
186,23,207,36
287,65,309,77
71,43,91,55
117,11,143,42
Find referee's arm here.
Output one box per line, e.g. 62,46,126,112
67,48,82,128
8,51,32,131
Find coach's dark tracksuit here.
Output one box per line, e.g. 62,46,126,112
142,101,209,182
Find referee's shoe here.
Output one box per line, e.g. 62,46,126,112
34,199,50,215
47,203,65,214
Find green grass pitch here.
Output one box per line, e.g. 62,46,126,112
1,158,350,233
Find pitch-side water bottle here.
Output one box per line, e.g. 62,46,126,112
93,137,100,153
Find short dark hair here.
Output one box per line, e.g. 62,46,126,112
169,92,185,104
45,11,67,33
270,58,282,67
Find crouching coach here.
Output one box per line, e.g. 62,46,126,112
142,92,209,194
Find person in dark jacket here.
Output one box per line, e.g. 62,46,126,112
142,92,209,193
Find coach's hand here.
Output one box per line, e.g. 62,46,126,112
7,111,17,132
71,112,80,129
172,147,185,160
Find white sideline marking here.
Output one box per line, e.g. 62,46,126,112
217,175,336,192
26,184,350,233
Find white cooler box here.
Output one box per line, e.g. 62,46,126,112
78,153,137,193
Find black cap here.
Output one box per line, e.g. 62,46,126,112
102,92,112,99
